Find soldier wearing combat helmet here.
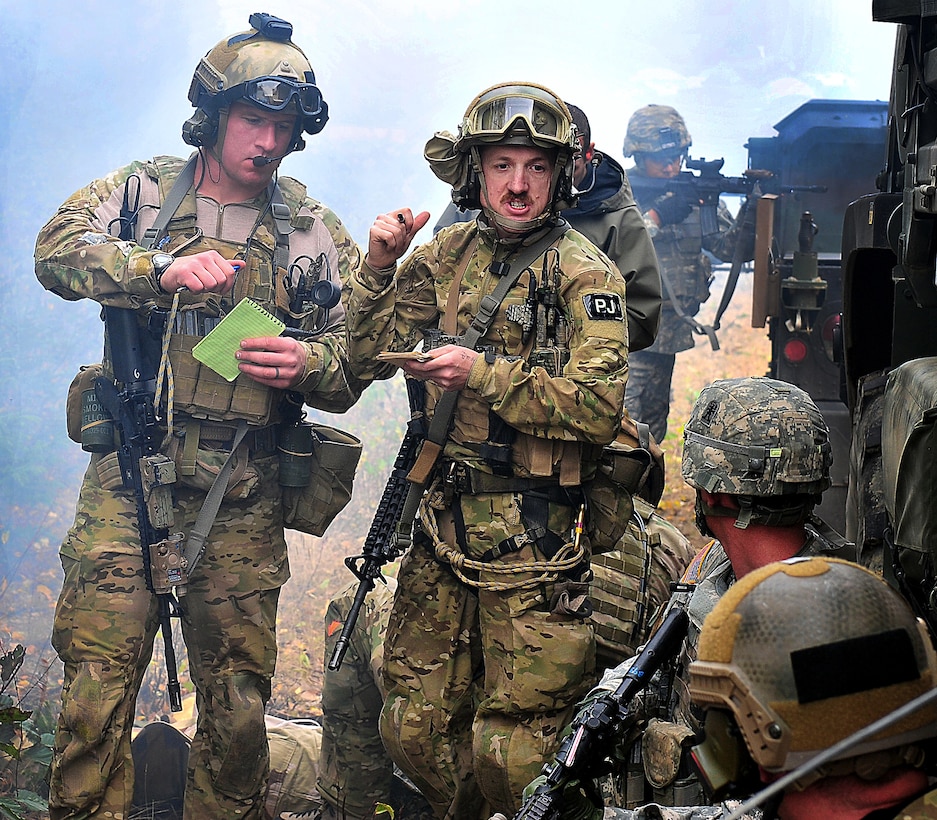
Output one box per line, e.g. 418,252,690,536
345,81,636,817
35,13,362,818
526,376,849,816
683,556,937,819
622,105,753,443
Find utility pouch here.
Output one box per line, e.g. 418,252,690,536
167,334,275,425
164,430,261,501
586,417,664,553
281,424,362,536
67,363,107,446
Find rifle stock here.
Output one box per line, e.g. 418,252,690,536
96,306,184,712
512,605,690,820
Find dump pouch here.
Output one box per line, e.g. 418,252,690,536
163,430,260,501
281,423,362,536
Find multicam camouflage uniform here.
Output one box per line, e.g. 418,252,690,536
36,155,362,819
898,790,937,819
346,217,629,818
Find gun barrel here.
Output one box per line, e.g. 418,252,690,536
327,561,378,671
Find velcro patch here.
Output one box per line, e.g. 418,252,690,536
582,292,624,321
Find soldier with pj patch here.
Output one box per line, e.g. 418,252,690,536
345,82,634,818
622,105,752,442
35,14,362,819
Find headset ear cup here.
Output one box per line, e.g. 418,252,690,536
182,110,218,148
303,100,329,136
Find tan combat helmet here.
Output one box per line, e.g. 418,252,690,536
424,82,578,230
183,12,328,153
688,557,937,798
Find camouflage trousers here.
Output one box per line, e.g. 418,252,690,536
318,578,397,819
380,491,596,820
49,452,289,819
623,350,676,443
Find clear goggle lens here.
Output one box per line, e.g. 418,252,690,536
468,93,571,144
242,77,324,116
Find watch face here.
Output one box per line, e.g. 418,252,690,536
153,253,174,273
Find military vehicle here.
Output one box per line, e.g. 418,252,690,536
839,0,937,632
746,98,888,533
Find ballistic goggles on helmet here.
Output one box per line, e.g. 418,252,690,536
463,85,574,148
229,76,325,117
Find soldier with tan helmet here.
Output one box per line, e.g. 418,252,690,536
594,557,937,820
622,105,752,443
345,82,632,818
35,13,362,818
684,556,937,820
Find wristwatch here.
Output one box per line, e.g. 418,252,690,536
152,252,175,291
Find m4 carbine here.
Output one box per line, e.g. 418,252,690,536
327,377,426,670
632,156,825,236
506,605,690,820
94,306,185,712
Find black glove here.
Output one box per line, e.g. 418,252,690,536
651,192,693,226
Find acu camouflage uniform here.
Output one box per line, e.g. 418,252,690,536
345,217,629,818
35,155,362,819
624,169,741,442
621,103,749,442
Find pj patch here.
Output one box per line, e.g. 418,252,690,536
582,292,624,321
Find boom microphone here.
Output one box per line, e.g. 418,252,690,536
252,153,289,167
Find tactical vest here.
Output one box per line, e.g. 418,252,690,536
651,208,713,311
137,156,316,428
424,225,596,487
630,178,712,312
620,521,850,809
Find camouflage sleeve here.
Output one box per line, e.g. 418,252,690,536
604,805,738,819
35,160,165,307
344,240,442,383
465,238,628,445
605,201,662,353
293,199,367,412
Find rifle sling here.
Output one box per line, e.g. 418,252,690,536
397,222,569,550
143,157,197,249
181,420,249,577
711,186,760,333
658,263,720,352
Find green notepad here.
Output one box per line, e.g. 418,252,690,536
192,298,286,382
